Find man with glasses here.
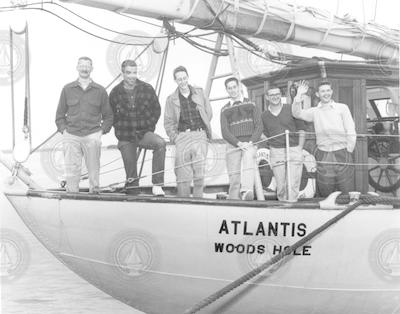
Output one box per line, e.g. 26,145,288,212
262,86,305,202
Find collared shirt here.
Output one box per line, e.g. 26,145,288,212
124,87,137,109
292,100,356,152
164,85,213,142
123,81,137,109
55,80,113,137
178,90,205,131
229,96,244,106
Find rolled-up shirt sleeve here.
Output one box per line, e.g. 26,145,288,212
292,98,315,122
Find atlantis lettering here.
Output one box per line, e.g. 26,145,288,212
218,220,307,237
214,219,312,256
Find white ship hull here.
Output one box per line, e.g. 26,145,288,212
5,190,400,314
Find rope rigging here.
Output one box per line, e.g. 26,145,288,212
184,193,400,314
98,130,400,195
4,0,399,194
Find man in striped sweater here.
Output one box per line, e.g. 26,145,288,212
220,77,263,200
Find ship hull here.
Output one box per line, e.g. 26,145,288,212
5,190,400,314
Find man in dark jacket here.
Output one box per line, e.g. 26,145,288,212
110,60,166,195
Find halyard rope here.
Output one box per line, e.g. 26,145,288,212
184,194,400,314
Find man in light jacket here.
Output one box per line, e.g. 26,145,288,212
164,66,212,197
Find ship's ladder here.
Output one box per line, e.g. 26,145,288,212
204,32,241,101
205,32,265,200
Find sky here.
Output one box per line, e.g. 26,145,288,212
0,0,398,151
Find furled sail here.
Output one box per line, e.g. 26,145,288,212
60,0,399,60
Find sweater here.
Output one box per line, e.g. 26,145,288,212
262,104,306,148
220,99,263,146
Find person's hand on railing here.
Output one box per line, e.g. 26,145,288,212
237,141,254,152
237,141,247,151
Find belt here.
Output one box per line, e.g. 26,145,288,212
181,127,204,132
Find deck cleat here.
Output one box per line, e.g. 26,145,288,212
319,191,346,210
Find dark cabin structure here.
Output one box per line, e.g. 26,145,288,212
242,60,399,194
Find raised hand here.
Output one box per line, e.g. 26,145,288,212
296,80,309,96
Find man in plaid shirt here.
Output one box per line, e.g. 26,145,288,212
110,60,166,195
164,66,213,197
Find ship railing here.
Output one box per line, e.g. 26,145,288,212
19,129,400,197
93,130,399,197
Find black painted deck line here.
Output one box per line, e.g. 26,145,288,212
19,189,400,210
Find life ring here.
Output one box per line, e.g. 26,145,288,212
256,148,276,192
256,148,316,198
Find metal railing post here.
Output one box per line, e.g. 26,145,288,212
285,130,291,201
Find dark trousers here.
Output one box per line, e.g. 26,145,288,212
118,132,166,186
314,148,354,197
